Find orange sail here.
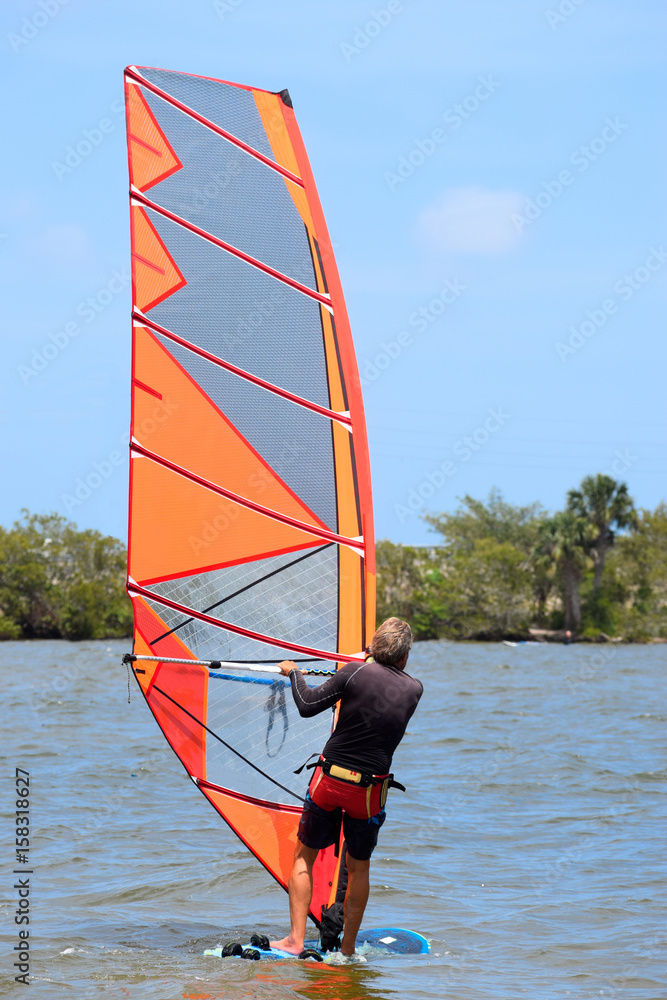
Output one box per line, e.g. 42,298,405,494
123,66,375,928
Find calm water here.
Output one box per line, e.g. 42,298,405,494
1,639,665,999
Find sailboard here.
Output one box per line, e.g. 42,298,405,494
204,927,430,962
122,66,375,930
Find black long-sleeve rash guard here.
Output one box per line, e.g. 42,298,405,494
290,659,423,776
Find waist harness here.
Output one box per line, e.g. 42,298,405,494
317,758,406,792
295,753,406,806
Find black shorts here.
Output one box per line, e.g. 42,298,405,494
297,792,386,861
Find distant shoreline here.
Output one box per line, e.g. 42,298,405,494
1,634,664,645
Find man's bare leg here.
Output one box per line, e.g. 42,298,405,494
270,839,318,955
340,853,370,956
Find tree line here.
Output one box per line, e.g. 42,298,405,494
1,474,665,642
377,475,667,642
0,512,131,640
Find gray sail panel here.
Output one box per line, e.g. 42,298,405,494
139,67,277,162
144,209,331,410
141,88,318,291
152,331,338,531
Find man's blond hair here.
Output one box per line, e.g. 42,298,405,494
368,617,413,666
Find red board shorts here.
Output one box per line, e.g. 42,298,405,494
297,766,387,861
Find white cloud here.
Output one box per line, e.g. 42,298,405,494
416,186,525,254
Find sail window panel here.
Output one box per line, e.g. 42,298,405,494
153,332,337,532
149,545,338,656
142,90,317,291
139,67,277,162
141,594,338,665
205,671,331,805
144,211,331,409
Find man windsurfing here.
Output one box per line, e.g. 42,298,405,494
270,617,422,958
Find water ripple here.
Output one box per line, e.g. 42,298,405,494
2,639,664,999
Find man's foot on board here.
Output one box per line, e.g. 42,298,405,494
270,936,304,955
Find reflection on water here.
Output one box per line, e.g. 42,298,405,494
185,963,396,1000
3,639,665,999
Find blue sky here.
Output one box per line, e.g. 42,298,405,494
2,0,665,545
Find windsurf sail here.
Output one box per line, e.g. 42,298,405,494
123,66,375,926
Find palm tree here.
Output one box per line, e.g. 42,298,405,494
566,475,637,593
535,513,594,632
